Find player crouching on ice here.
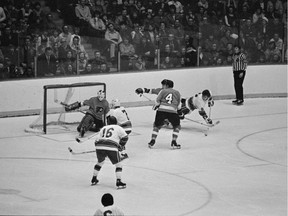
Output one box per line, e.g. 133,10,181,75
65,90,110,137
107,99,132,160
177,89,214,125
91,116,128,189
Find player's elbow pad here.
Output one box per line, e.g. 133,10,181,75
119,136,128,146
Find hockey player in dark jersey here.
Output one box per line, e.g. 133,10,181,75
178,89,214,125
147,80,182,149
65,90,110,137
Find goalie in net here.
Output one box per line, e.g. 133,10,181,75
65,90,110,138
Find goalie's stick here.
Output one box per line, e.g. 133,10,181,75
75,132,99,143
68,147,95,155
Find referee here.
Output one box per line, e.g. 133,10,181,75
232,45,247,105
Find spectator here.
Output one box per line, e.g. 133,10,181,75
166,5,180,28
75,0,92,35
252,7,268,25
118,21,132,41
168,0,184,14
90,50,107,72
83,63,96,74
0,26,18,47
204,34,218,52
78,51,88,73
252,42,266,63
119,37,136,70
134,55,146,71
137,36,155,69
105,22,122,62
153,8,167,30
99,62,110,73
89,10,106,47
37,47,57,77
224,6,237,27
255,19,269,43
59,25,72,47
238,5,252,20
19,2,33,23
58,37,72,64
160,56,174,69
198,0,209,10
183,15,198,37
131,22,144,53
64,63,76,75
19,36,36,74
70,35,88,59
42,13,59,32
115,8,133,29
166,33,180,55
61,50,76,73
219,29,235,52
264,40,281,63
93,193,124,216
28,1,45,31
269,33,283,52
191,32,205,51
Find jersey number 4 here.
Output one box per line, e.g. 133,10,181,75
165,93,173,104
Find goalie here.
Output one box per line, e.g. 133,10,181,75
177,89,214,125
65,90,110,137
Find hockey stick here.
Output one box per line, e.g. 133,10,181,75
139,93,153,102
68,147,95,155
75,132,99,143
184,116,220,127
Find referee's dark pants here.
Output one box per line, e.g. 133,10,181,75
233,70,246,101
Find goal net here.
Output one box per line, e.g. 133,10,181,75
25,82,106,134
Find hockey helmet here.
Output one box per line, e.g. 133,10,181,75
111,99,120,108
101,193,114,207
202,89,211,100
107,116,117,125
97,90,105,101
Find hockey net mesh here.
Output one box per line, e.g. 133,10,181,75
25,83,105,134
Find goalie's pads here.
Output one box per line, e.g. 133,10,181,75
119,136,128,147
65,101,81,112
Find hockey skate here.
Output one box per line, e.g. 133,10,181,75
116,179,126,189
148,139,155,148
171,140,181,149
79,127,85,138
91,176,99,186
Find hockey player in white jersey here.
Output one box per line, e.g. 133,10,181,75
107,99,132,160
178,89,214,125
93,193,124,216
91,116,128,189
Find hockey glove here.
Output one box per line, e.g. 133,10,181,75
135,88,144,95
208,99,214,107
152,104,160,110
206,118,213,124
65,101,81,112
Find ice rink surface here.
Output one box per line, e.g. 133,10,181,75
0,98,287,216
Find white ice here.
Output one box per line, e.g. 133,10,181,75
0,98,287,216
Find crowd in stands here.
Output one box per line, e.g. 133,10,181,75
0,0,287,79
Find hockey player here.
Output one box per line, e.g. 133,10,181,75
65,90,110,137
107,99,132,160
148,79,182,149
93,193,124,216
135,79,171,126
177,89,214,125
91,116,128,189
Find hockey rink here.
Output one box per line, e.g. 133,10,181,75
0,97,287,216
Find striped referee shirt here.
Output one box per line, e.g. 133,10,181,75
232,52,247,71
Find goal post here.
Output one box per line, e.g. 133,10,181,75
26,82,106,134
